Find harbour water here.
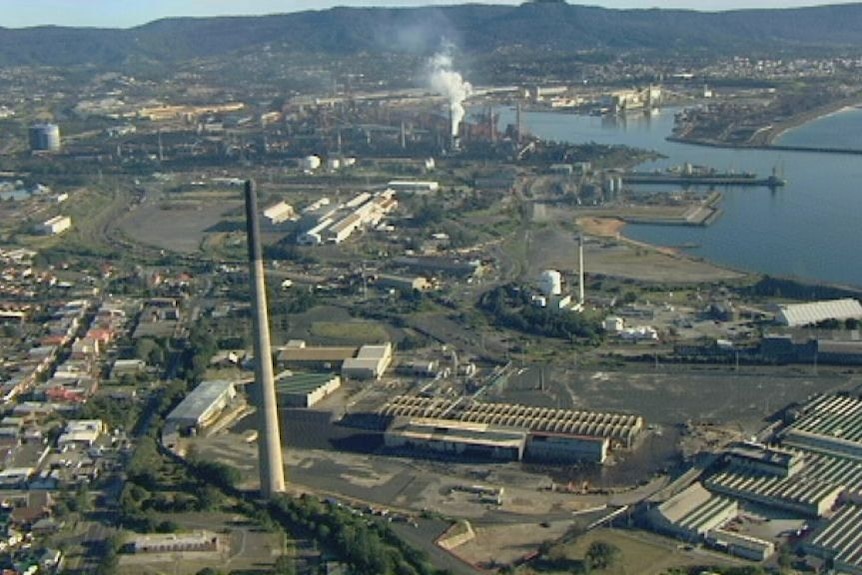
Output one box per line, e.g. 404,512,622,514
496,106,862,288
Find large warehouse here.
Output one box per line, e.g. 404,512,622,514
780,394,862,461
776,298,862,327
277,341,393,380
276,373,340,407
164,380,236,436
379,395,643,448
647,482,739,542
805,504,862,575
385,418,527,461
705,468,843,518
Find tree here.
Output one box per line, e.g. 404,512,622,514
273,555,296,575
585,540,621,571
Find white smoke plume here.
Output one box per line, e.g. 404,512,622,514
427,45,472,137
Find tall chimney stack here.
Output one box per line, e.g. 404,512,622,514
244,180,286,498
578,233,585,305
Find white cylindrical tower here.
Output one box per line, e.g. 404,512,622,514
539,269,562,296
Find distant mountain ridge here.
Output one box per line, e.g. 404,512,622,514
1,3,862,67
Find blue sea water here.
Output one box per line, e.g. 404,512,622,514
496,106,862,287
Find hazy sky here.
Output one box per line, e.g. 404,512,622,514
0,1,858,28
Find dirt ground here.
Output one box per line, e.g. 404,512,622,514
526,226,746,284
118,199,242,254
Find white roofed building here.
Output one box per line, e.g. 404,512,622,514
342,343,393,380
777,298,862,327
262,201,295,227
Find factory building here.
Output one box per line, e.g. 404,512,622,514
276,373,340,407
776,298,862,327
804,504,862,574
706,529,775,561
28,123,61,152
297,190,397,245
526,432,608,464
35,215,71,236
379,395,643,449
164,380,236,436
647,482,739,542
704,470,842,517
780,394,862,461
342,343,393,380
384,417,527,461
277,341,393,380
724,443,804,478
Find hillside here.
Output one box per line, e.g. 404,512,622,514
1,3,861,68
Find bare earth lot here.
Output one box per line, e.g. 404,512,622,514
527,226,745,284
118,199,242,254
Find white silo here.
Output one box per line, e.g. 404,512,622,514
539,269,562,296
326,157,341,172
301,155,321,171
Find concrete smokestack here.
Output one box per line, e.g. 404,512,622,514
244,180,286,498
578,233,585,305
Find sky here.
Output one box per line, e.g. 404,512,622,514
0,0,859,29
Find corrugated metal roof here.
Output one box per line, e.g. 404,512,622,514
778,299,862,327
166,380,233,424
810,504,862,570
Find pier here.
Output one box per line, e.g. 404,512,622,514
623,172,786,188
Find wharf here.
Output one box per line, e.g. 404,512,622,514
624,172,785,188
621,191,723,227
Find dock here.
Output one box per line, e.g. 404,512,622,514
621,191,723,227
623,172,785,188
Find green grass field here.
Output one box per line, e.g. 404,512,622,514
310,321,389,344
529,528,738,575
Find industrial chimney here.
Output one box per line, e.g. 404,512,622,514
244,180,286,498
578,233,585,305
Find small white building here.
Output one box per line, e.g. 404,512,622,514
262,201,295,226
35,215,71,236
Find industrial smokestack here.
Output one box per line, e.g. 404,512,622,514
578,233,585,305
244,180,286,498
427,44,472,139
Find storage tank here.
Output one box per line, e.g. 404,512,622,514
326,158,341,172
539,269,562,296
300,155,321,171
29,123,61,152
